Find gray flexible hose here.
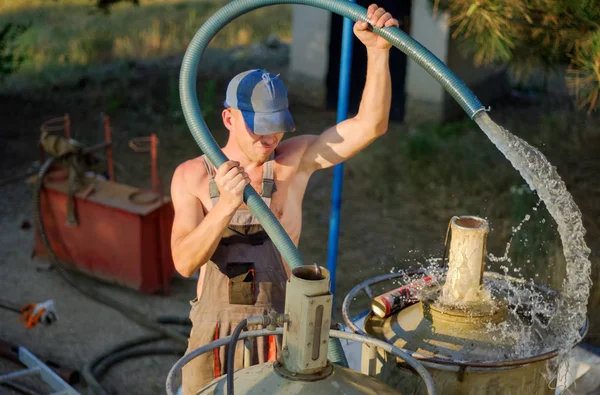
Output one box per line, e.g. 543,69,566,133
179,0,485,368
227,319,247,395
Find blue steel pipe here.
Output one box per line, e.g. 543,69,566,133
327,1,355,299
179,0,485,369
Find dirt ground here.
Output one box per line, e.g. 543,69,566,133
1,54,599,394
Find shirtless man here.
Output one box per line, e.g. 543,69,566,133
170,4,398,393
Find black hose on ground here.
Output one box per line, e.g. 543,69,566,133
82,331,189,395
33,154,193,394
96,347,187,376
0,299,21,314
82,335,166,395
227,319,247,395
156,316,193,326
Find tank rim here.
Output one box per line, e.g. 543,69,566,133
342,269,589,369
273,360,335,381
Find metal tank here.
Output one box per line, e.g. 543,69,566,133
167,266,438,395
343,215,588,395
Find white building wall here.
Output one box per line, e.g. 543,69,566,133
405,0,449,104
289,5,331,80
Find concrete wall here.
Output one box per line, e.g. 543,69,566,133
396,0,452,122
287,5,332,107
404,0,511,122
405,0,449,104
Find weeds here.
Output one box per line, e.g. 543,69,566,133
0,0,292,86
0,22,30,78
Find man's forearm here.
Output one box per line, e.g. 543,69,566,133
355,48,391,134
172,201,235,277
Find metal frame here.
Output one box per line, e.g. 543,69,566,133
341,269,590,369
327,0,356,298
39,113,115,181
0,346,79,395
128,133,162,198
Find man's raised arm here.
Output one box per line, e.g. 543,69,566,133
298,4,398,173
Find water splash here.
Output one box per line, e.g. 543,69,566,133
474,113,591,355
488,201,540,263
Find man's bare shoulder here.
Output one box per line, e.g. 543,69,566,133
171,156,209,197
275,134,318,165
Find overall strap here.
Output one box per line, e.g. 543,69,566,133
201,155,220,208
202,153,276,205
260,151,276,206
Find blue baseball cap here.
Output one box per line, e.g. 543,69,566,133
224,69,296,135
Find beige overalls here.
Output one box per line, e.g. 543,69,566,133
182,154,289,395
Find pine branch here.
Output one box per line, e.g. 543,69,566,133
429,0,600,113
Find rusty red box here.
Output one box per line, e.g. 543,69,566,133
30,174,175,294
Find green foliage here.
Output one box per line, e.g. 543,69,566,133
567,31,600,114
432,0,600,114
200,79,217,128
505,184,561,286
106,90,125,112
0,0,292,87
168,73,182,123
0,23,29,78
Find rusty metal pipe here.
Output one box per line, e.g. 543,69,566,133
150,133,159,194
103,115,115,181
64,114,71,140
441,216,489,305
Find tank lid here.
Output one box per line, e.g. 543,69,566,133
364,298,556,364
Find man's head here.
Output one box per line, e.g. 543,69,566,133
222,69,295,162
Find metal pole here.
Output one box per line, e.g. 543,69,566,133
103,115,115,181
64,114,71,140
150,134,159,194
327,0,355,298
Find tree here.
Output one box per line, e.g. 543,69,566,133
432,0,600,114
0,23,29,79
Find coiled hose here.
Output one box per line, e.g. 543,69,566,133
179,0,485,368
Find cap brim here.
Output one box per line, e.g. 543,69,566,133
241,108,296,135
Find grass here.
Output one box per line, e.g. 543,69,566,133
0,0,292,87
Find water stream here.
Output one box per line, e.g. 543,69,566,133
474,113,591,354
